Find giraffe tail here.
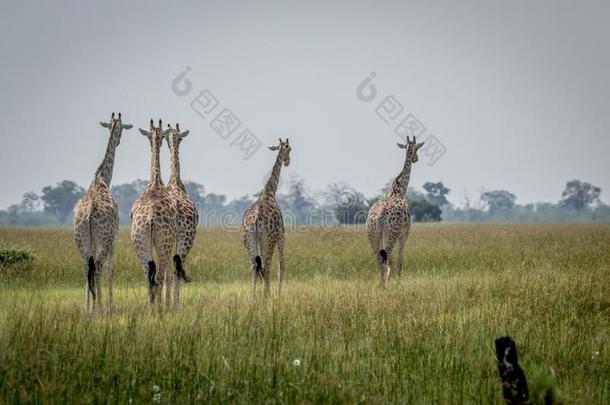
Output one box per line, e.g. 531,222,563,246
173,254,192,283
254,256,262,276
87,256,96,298
147,260,157,289
379,249,388,264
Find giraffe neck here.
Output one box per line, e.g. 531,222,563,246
263,153,283,196
389,156,412,197
168,143,184,190
148,138,164,189
93,127,118,187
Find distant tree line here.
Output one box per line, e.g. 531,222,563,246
1,178,608,226
442,180,609,222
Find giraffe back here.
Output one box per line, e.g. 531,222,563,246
167,184,198,253
366,192,410,236
73,183,119,257
243,193,284,238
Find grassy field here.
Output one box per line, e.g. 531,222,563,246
0,224,608,404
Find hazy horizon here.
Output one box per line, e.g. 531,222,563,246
1,0,609,209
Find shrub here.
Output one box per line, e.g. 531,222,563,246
0,247,34,265
410,199,442,222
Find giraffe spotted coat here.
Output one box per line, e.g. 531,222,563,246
366,137,424,287
242,138,291,297
131,120,178,310
166,123,197,300
73,113,132,313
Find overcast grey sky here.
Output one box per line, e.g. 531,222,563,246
1,0,608,208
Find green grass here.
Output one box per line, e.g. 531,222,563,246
0,224,608,403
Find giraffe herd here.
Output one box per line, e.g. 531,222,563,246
73,113,423,313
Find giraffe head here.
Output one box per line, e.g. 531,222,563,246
165,123,190,151
138,119,171,149
397,136,424,163
268,138,291,166
99,112,133,145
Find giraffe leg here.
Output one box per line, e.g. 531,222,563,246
75,215,94,313
94,246,112,315
173,254,183,308
277,236,286,297
133,224,155,311
155,231,175,311
244,226,260,298
396,232,407,279
94,260,103,314
159,253,171,311
87,256,98,312
173,226,192,307
367,230,386,286
84,262,93,313
251,262,258,299
145,260,156,311
172,234,193,307
383,247,394,287
107,250,114,314
378,256,387,288
98,231,117,315
381,231,399,288
262,251,273,298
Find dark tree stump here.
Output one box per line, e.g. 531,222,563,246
495,336,530,405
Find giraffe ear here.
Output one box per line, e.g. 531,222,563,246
100,122,110,128
161,128,172,137
268,146,280,151
397,142,407,149
121,124,133,130
415,142,425,150
179,130,190,138
139,128,152,137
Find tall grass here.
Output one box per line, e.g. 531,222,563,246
0,224,608,403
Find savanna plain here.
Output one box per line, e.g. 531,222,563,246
0,224,608,404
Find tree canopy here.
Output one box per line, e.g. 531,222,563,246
560,180,601,210
423,182,450,207
480,190,517,212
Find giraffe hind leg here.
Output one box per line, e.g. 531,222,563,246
94,262,103,314
172,253,191,308
133,219,155,309
148,260,157,290
158,250,173,310
172,254,181,308
367,228,386,286
261,240,275,298
251,256,263,299
277,237,285,297
107,252,114,315
87,256,96,299
396,232,407,279
262,255,272,297
173,254,190,282
244,226,261,297
379,249,388,264
255,256,262,278
380,230,399,288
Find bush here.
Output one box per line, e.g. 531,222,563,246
410,199,442,222
0,248,34,265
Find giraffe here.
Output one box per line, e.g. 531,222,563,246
365,136,424,287
73,112,133,313
165,123,196,305
131,119,179,310
242,138,291,297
